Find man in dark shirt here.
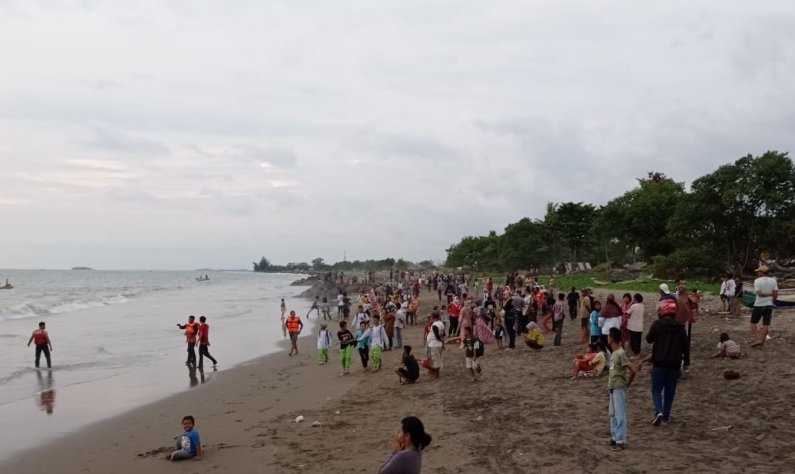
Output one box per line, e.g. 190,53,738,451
645,302,689,426
567,287,580,321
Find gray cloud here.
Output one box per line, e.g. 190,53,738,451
0,1,794,269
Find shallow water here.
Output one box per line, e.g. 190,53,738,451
0,270,309,460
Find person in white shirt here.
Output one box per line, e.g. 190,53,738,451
425,313,445,380
316,324,331,365
394,304,407,349
336,293,345,318
353,306,370,329
751,265,778,347
366,315,389,370
719,274,737,313
627,293,645,355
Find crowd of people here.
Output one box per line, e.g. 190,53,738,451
22,265,781,470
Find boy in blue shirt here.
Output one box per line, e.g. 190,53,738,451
168,415,202,461
589,301,603,345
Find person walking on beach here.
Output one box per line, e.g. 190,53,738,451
285,311,304,356
317,323,332,365
751,265,778,348
197,316,218,370
307,296,321,320
552,292,566,346
377,416,432,474
394,302,407,349
425,312,445,379
321,296,331,320
646,298,688,426
27,321,53,369
337,291,344,319
607,327,636,450
177,316,199,367
355,321,371,370
337,320,356,375
567,287,579,321
367,314,389,371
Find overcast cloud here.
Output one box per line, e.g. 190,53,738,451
1,1,794,269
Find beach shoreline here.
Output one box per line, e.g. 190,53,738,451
5,281,795,474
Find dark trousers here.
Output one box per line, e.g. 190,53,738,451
187,342,197,366
683,323,692,368
553,319,563,346
651,367,680,421
505,317,516,348
449,317,459,336
569,304,578,321
358,347,369,368
199,344,217,367
517,315,528,334
35,345,52,368
629,330,642,355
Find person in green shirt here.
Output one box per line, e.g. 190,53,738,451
607,327,636,449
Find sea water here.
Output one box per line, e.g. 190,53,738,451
0,270,309,460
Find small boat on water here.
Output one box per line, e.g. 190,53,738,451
196,274,210,282
1,279,13,290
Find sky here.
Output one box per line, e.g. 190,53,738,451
1,1,794,270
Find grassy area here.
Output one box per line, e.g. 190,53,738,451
479,273,719,295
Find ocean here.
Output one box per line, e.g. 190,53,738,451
0,269,309,460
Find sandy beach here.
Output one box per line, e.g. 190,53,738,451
4,285,794,474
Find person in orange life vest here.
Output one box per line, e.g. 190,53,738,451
197,316,218,370
285,311,304,356
27,321,53,368
177,315,200,367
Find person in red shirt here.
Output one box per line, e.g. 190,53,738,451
197,316,218,370
447,301,462,336
178,315,200,367
27,321,53,368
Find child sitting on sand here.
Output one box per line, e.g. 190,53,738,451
524,321,544,350
712,332,742,359
571,343,607,379
396,345,420,384
447,326,484,381
168,415,202,461
317,323,331,365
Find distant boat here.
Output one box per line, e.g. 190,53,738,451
1,279,13,290
72,266,94,270
196,274,210,282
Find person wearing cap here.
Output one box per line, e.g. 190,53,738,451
645,297,689,426
751,265,778,347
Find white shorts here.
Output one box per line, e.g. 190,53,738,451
465,357,479,369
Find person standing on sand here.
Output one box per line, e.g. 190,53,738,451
645,298,688,426
337,320,355,375
317,323,332,365
425,312,445,379
367,314,389,371
307,296,321,320
177,316,199,367
27,321,53,369
285,311,304,357
197,316,218,370
626,294,645,356
751,265,778,348
579,289,592,345
337,291,344,319
567,287,579,321
394,303,407,349
355,321,371,370
377,416,432,474
607,328,636,450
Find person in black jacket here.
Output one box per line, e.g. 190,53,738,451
645,299,689,426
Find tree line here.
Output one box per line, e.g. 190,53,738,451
252,256,436,273
445,151,795,278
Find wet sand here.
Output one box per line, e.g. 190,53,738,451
4,288,794,473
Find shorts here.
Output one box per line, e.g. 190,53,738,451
751,306,773,326
580,317,589,329
465,357,480,369
429,346,443,369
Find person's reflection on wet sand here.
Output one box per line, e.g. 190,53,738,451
188,365,205,387
36,369,56,415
